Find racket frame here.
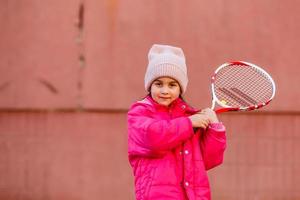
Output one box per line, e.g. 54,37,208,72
211,61,276,113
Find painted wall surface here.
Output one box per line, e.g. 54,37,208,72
1,0,299,111
0,1,81,109
0,0,299,200
0,113,299,199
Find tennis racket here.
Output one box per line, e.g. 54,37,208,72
211,61,276,114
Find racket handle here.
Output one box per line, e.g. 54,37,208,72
215,107,239,114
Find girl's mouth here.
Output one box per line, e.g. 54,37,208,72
159,97,171,100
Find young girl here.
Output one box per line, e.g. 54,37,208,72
127,44,226,200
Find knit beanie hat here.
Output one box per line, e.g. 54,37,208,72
144,44,188,94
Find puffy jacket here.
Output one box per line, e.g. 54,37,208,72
127,96,226,200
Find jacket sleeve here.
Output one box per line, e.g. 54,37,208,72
199,123,226,170
127,104,194,156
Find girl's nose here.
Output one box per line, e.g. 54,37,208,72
160,87,169,94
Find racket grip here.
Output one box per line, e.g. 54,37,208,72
215,107,239,114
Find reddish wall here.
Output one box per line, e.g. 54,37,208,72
0,1,80,109
1,0,299,111
0,112,134,200
0,113,299,199
0,0,299,199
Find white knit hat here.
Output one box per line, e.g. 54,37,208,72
144,44,188,94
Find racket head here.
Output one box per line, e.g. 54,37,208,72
211,61,276,113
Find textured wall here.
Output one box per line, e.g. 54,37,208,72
0,112,133,199
0,0,299,199
211,113,300,199
0,113,299,199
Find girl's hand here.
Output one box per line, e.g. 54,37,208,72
188,108,219,129
199,108,219,123
188,113,211,129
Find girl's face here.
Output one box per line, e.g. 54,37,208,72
150,77,181,107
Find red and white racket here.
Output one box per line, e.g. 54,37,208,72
211,61,276,114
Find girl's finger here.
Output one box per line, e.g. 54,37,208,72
200,125,206,129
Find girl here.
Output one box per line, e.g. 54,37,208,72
127,44,226,200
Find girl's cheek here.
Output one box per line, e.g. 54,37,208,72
173,87,180,94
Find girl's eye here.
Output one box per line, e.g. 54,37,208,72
154,82,162,86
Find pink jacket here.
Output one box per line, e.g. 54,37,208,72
127,96,226,200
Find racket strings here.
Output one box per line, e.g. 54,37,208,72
214,64,274,107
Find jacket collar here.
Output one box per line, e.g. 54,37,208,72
145,95,196,113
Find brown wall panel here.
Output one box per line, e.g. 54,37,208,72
0,0,299,111
210,113,300,199
82,0,300,111
0,112,134,200
0,1,81,109
0,0,299,200
0,112,299,199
